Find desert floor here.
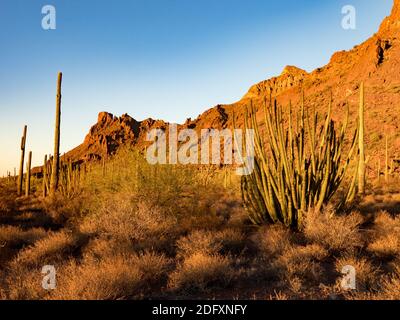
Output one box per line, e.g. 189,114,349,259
0,156,399,300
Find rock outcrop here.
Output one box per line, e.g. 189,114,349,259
64,113,168,161
244,66,308,100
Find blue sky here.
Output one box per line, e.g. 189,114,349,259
0,0,393,175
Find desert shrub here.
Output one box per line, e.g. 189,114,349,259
81,237,135,260
381,265,400,300
0,194,16,214
0,226,48,248
368,234,400,258
10,230,87,269
241,226,297,285
252,225,293,258
82,147,226,210
224,202,249,228
42,194,89,225
216,228,246,255
80,147,239,230
304,208,363,252
169,253,234,294
268,291,290,300
2,267,50,300
0,181,17,202
272,244,328,284
130,251,173,284
366,211,400,258
176,231,223,258
174,192,245,233
2,231,84,300
51,251,171,300
372,211,400,237
176,228,245,258
80,198,178,251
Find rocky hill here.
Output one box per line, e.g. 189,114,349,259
62,0,400,168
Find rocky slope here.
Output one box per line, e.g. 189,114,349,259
63,0,400,167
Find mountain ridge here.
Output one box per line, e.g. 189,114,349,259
58,0,400,168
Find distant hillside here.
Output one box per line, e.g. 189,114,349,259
56,0,400,169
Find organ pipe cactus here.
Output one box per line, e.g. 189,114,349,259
241,93,359,230
58,159,82,198
50,72,62,196
17,125,27,196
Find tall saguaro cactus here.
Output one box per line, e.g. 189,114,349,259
50,72,62,196
25,151,32,196
17,125,27,196
358,82,366,195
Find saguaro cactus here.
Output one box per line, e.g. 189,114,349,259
25,151,32,196
43,154,48,197
358,82,366,195
50,72,62,196
17,125,27,196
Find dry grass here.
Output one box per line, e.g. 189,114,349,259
0,182,17,212
253,225,292,258
372,211,400,236
1,231,88,300
80,198,178,252
176,228,245,258
304,207,364,253
10,231,86,268
52,251,171,300
2,267,50,300
368,234,400,258
42,194,88,224
169,252,234,294
367,211,400,258
268,291,290,300
273,244,328,286
0,194,15,214
381,265,400,300
81,237,136,259
0,225,47,248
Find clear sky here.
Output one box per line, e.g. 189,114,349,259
0,0,393,176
